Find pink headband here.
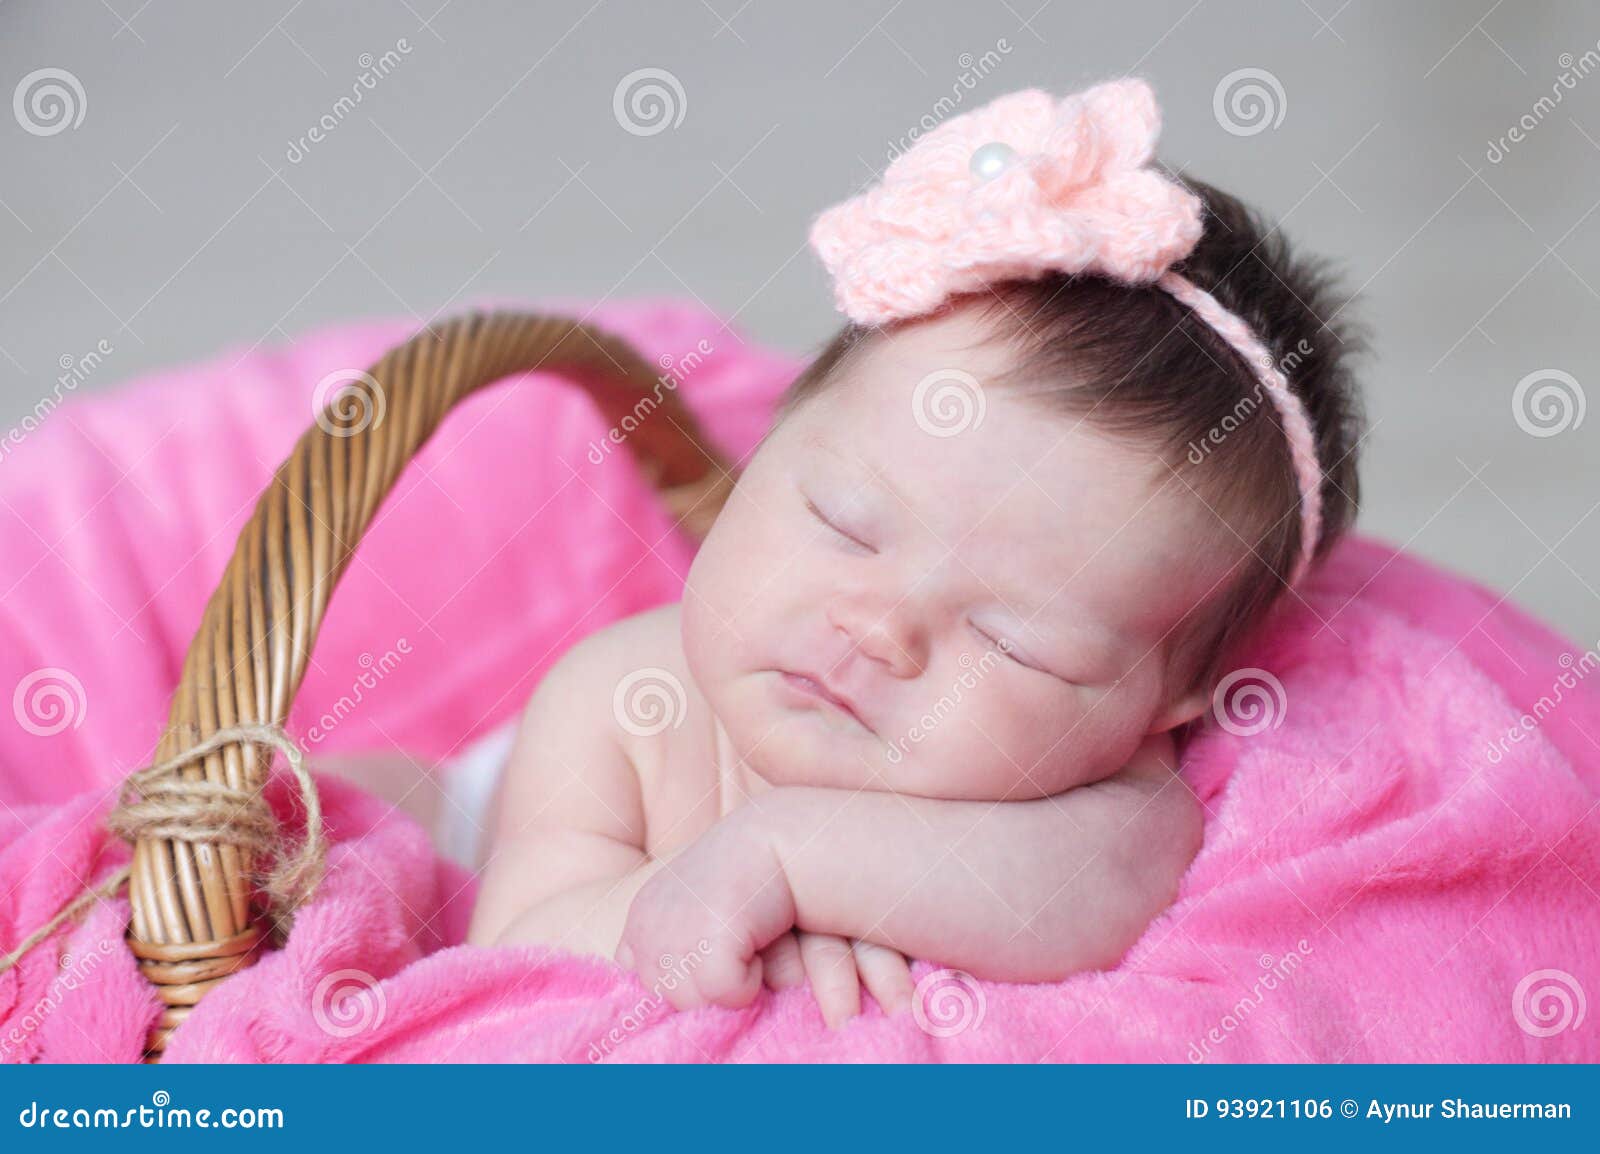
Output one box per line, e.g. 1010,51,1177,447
808,78,1323,584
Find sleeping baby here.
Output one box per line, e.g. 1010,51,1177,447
463,79,1364,1027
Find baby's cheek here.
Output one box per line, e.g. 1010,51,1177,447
996,715,1080,795
975,685,1113,796
689,510,782,627
919,693,1061,798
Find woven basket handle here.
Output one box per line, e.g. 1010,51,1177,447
123,311,733,1057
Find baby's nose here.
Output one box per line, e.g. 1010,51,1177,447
829,600,927,678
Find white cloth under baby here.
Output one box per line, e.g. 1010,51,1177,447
434,718,518,869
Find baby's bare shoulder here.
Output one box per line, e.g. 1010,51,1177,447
553,602,689,699
493,602,698,830
541,601,706,769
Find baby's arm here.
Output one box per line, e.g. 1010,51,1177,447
617,731,1202,1007
465,630,655,957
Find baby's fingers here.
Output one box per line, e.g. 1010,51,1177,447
630,939,761,1012
760,931,807,990
799,932,860,1029
852,940,914,1015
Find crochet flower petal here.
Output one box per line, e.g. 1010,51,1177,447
1037,93,1104,195
810,77,1202,325
870,182,965,241
1080,78,1162,171
833,239,950,325
1072,170,1203,280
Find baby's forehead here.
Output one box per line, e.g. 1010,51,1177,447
787,364,1227,626
842,307,1020,393
803,414,1180,579
805,358,1154,529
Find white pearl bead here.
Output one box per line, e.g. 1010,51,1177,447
969,141,1017,182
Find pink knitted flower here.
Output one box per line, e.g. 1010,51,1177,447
810,79,1204,326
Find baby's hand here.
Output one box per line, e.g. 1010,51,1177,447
761,931,914,1027
615,808,796,1011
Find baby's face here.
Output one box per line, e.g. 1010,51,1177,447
682,305,1228,801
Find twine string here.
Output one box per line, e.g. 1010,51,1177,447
0,723,326,975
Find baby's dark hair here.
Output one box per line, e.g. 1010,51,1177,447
779,176,1366,704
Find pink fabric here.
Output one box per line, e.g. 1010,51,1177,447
3,301,1598,1062
0,298,789,807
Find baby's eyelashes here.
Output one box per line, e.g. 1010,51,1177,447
968,619,1024,663
968,620,1071,683
805,497,876,554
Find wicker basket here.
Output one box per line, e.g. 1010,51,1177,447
121,311,734,1060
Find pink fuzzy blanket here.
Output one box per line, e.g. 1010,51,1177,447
2,301,1596,1062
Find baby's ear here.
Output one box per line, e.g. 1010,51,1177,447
1147,687,1210,734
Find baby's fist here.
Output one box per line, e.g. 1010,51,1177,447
616,871,763,1011
615,809,798,1012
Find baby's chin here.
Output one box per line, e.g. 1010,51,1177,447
727,710,1007,800
744,735,1037,801
718,673,1051,799
739,713,893,791
717,683,897,790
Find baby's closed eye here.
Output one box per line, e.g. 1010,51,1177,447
803,495,875,553
967,619,1082,684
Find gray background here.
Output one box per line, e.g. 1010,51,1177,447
2,0,1596,645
